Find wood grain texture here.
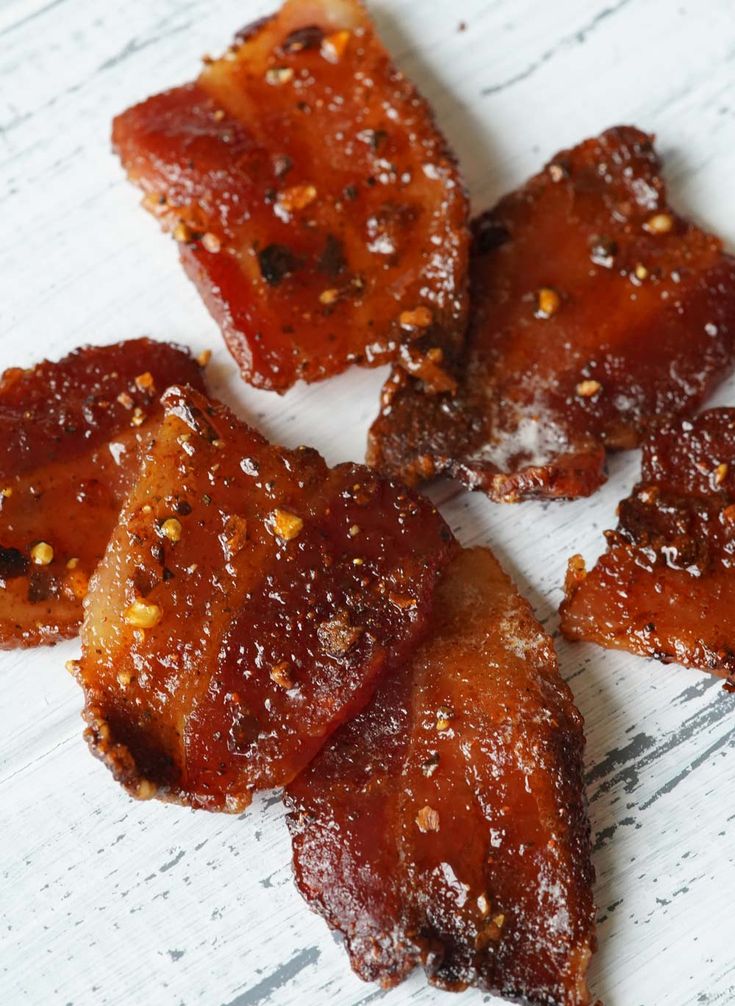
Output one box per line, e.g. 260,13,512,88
1,1,734,1004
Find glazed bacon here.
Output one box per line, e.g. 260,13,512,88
0,339,206,647
561,409,735,687
368,126,735,502
287,548,595,1004
77,386,455,811
112,0,469,393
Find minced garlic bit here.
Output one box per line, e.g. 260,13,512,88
348,524,360,537
548,162,567,182
0,487,12,498
197,349,212,368
436,705,453,732
30,541,54,565
643,212,674,234
136,779,158,800
130,407,145,427
634,263,649,281
493,913,506,929
576,379,602,398
270,661,293,689
321,29,351,63
277,184,317,213
352,557,364,565
117,391,134,409
124,599,163,629
201,232,221,253
415,805,440,833
66,557,80,569
117,668,132,688
134,371,155,393
319,288,340,306
160,517,182,543
213,108,226,121
265,65,294,85
714,462,729,485
65,659,80,677
173,221,193,243
535,287,561,319
271,508,304,541
399,306,433,329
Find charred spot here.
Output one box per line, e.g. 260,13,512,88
162,567,175,582
280,25,324,54
175,499,193,516
473,216,510,255
318,234,346,277
343,184,358,201
258,244,300,286
0,547,29,581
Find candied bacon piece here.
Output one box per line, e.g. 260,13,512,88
287,548,595,1004
0,340,206,647
112,0,469,393
77,386,455,811
561,409,735,687
368,126,735,502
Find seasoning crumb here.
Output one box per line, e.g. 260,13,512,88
117,391,134,409
576,379,602,398
65,659,80,677
722,503,735,525
160,517,182,543
265,65,294,85
643,213,674,234
399,306,433,330
221,514,248,559
136,779,158,800
134,371,155,393
270,661,293,689
321,29,351,63
173,221,194,243
30,541,54,566
319,288,340,305
197,349,212,368
436,705,453,731
714,462,729,485
415,805,440,833
477,894,491,916
117,668,132,688
202,232,221,253
535,287,561,319
634,263,649,281
271,508,304,541
131,407,145,427
277,184,317,214
124,599,162,629
348,524,360,537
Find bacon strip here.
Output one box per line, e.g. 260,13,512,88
112,0,469,392
77,386,455,811
561,409,735,688
287,547,595,1003
0,339,206,647
368,126,735,502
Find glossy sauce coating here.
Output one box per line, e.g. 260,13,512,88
368,126,735,501
561,409,735,687
78,386,455,811
0,340,205,647
112,0,469,393
287,548,595,1004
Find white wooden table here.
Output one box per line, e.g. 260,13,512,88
2,1,735,1003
